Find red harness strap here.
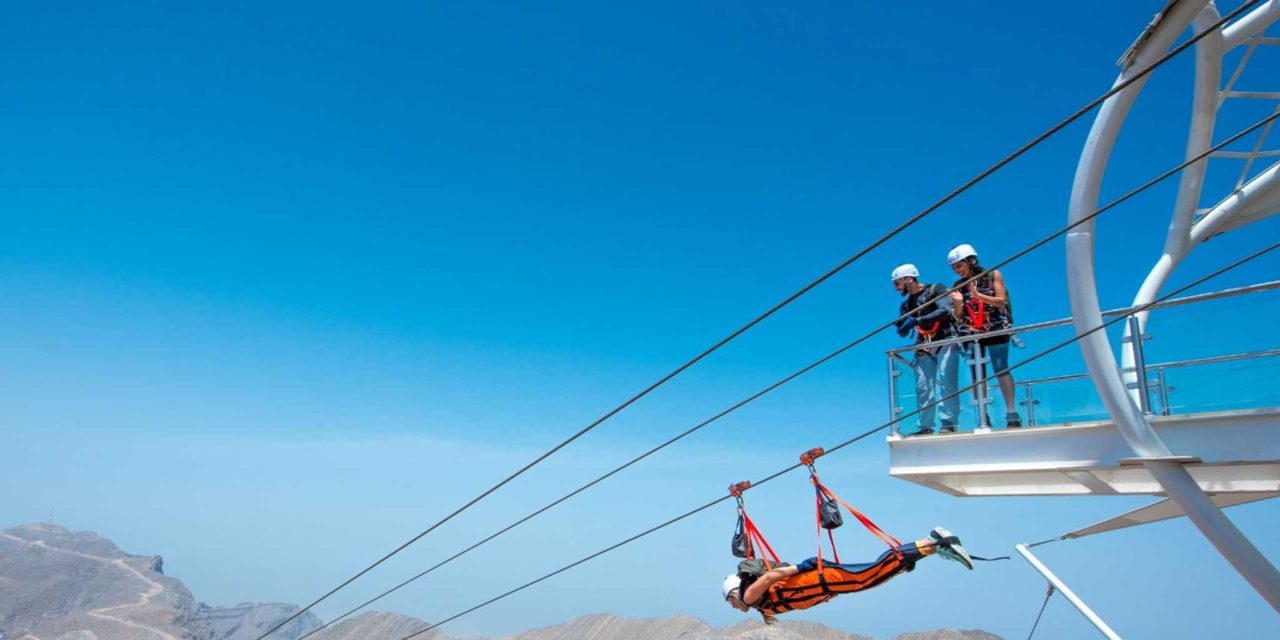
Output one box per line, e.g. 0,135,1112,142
916,319,941,341
814,477,903,555
965,296,986,330
742,510,780,565
813,480,841,565
731,481,780,567
800,448,903,573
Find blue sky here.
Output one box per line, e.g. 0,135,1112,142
3,1,1279,639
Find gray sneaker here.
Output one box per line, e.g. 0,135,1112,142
930,526,973,570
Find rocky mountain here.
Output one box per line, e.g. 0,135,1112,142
195,602,322,640
0,523,212,640
888,632,1001,640
0,523,1002,640
492,613,711,640
309,611,445,640
703,619,873,640
481,615,992,640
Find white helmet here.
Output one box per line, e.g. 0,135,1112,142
948,243,978,265
890,263,919,282
722,574,740,600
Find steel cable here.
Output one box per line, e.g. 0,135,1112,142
1025,584,1057,640
255,4,1263,637
386,243,1278,640
296,108,1280,640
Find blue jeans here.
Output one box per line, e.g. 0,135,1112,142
913,343,959,428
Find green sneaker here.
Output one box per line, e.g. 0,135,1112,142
930,526,973,570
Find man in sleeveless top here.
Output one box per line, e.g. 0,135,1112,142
721,527,973,623
948,244,1023,428
891,264,961,435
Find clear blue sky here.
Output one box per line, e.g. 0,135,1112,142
3,2,1278,639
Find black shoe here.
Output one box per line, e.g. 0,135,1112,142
939,423,957,434
911,427,935,436
1006,413,1023,428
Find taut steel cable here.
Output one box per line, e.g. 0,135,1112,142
297,105,1280,640
256,4,1264,637
388,243,1279,640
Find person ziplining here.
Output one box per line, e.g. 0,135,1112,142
720,449,975,625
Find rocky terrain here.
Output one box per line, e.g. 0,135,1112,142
196,602,321,640
308,612,443,640
0,523,210,640
0,523,1000,640
492,614,873,640
483,615,994,640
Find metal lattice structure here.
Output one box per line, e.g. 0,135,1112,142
1067,0,1280,613
886,2,1280,624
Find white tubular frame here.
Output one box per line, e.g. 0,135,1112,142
1066,0,1280,612
1016,544,1123,640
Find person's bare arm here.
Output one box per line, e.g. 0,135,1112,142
741,565,800,605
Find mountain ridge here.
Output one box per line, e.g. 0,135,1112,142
0,523,1000,640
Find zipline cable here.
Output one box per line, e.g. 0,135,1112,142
256,6,1262,637
387,243,1279,640
296,108,1280,640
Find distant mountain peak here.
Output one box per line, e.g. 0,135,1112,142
0,523,1003,640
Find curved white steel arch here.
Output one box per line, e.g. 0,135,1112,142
1066,0,1280,612
1121,0,1280,374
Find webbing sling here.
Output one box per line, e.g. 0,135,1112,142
813,482,841,564
729,481,780,567
800,448,903,574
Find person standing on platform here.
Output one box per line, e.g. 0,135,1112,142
891,264,960,435
948,244,1022,428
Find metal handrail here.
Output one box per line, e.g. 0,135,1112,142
988,347,1280,388
888,347,1280,411
885,280,1280,355
886,281,1280,433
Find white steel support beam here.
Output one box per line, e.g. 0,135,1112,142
1016,545,1123,640
1192,162,1280,239
888,408,1280,496
1066,0,1280,613
1224,0,1280,49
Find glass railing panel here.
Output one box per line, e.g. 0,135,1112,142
887,321,1087,432
1152,351,1280,415
884,282,1280,433
889,349,983,434
1137,288,1280,366
1015,376,1112,425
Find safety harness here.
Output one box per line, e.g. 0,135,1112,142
959,271,1013,333
800,448,903,573
964,295,987,331
727,449,911,616
916,319,943,341
905,283,948,345
729,481,779,566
